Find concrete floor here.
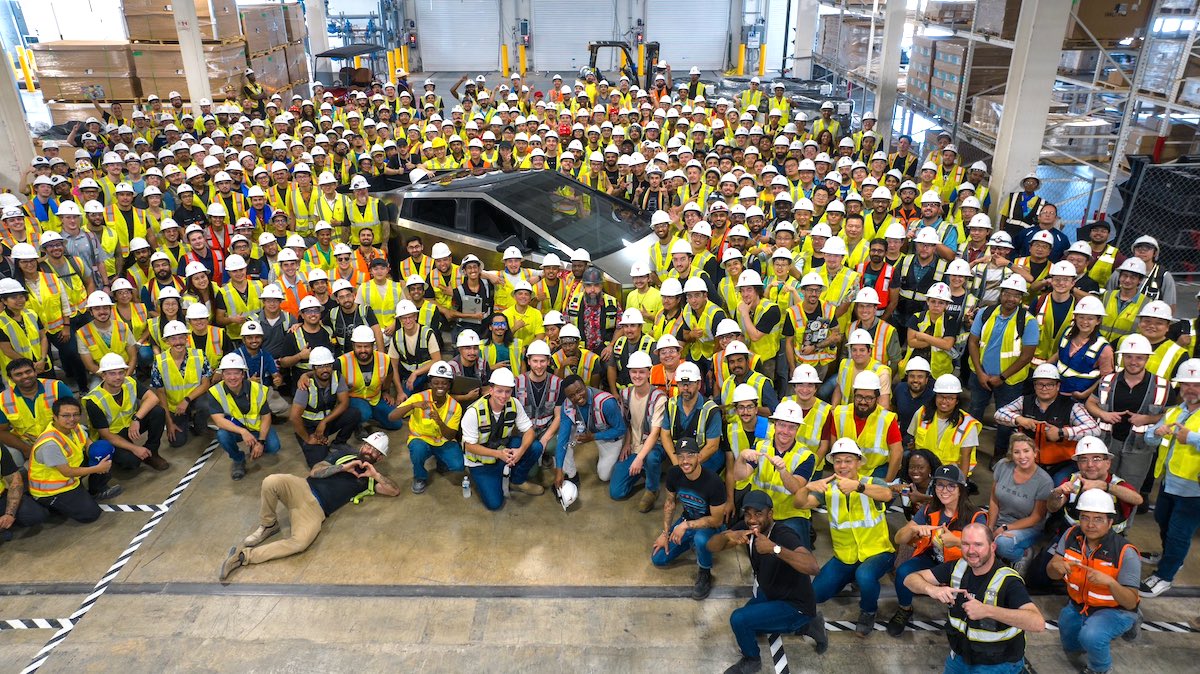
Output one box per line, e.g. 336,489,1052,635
2,424,1199,673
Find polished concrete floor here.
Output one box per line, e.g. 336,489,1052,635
2,426,1199,673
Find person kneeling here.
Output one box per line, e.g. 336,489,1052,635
390,360,465,494
288,347,361,467
209,353,280,480
461,368,544,511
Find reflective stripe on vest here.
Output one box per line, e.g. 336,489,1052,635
466,396,521,463
210,381,268,431
28,427,87,497
302,373,341,421
155,349,206,408
83,377,138,437
340,352,388,405
980,305,1032,384
826,482,892,564
948,560,1024,642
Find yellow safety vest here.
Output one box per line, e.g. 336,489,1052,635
1156,404,1200,480
826,480,894,564
28,426,88,498
348,197,383,241
465,396,521,464
189,326,225,367
77,320,134,366
752,437,814,521
340,351,388,405
738,299,780,361
1100,292,1145,343
1034,296,1076,362
914,412,981,471
289,185,322,237
154,348,207,408
103,204,150,261
979,305,1034,384
0,308,43,375
209,380,268,432
833,404,896,477
947,560,1024,644
25,272,67,334
1145,339,1187,385
362,279,401,325
429,264,462,311
0,379,61,442
83,377,138,439
216,281,264,341
1086,245,1117,287
683,301,722,360
836,359,891,405
905,313,953,378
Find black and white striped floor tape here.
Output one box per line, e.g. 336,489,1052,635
0,619,72,631
20,443,216,674
98,504,167,513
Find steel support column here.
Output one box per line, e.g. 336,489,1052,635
874,0,905,140
790,0,819,79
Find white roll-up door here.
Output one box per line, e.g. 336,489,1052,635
645,0,731,70
415,0,500,72
531,0,618,72
765,0,794,75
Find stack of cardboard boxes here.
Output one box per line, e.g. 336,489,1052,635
926,40,1009,121
122,0,249,104
241,3,289,92
974,0,1152,43
923,1,974,26
282,2,309,88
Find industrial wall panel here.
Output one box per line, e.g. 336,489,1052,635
646,0,731,70
531,0,617,72
415,0,500,72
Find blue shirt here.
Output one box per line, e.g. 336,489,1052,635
1017,226,1070,261
556,394,626,468
234,346,278,381
0,380,75,426
660,394,723,442
970,308,1040,376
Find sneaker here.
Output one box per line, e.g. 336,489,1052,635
94,484,123,501
1081,668,1107,674
855,610,876,638
1013,547,1035,577
510,481,545,496
242,523,280,547
692,567,714,600
411,479,428,494
1122,609,1142,642
231,461,246,480
637,489,658,513
218,546,245,581
886,606,913,637
721,656,762,674
145,454,170,471
1139,575,1172,598
807,610,828,654
1139,551,1162,565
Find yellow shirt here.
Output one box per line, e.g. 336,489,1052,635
402,391,463,445
503,305,544,346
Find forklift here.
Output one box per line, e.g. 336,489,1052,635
586,41,661,90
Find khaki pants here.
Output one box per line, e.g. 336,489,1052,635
245,474,327,565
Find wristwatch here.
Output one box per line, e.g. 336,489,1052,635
772,545,782,556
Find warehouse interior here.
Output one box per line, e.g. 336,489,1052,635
0,1,1199,673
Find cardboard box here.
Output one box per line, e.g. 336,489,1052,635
123,0,242,42
30,40,136,101
977,0,1152,42
1060,49,1102,73
130,42,247,100
285,42,307,85
40,76,139,101
281,2,306,43
240,4,286,56
249,49,289,91
924,0,974,25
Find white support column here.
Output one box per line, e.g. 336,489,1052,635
874,0,905,142
306,0,331,79
172,1,213,116
0,65,35,192
988,0,1072,221
790,0,819,79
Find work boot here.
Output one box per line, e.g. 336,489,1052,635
145,454,170,471
510,481,545,496
692,567,713,600
242,523,280,547
94,484,123,501
637,489,658,513
411,479,428,494
231,461,246,480
807,610,828,654
855,610,876,637
1123,609,1143,642
886,606,913,637
218,546,246,581
721,656,762,674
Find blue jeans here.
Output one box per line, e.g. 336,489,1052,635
609,443,665,499
408,439,464,480
467,438,543,511
817,373,838,402
730,594,813,659
943,652,1024,674
812,551,895,612
651,516,722,569
137,344,155,368
895,553,939,607
702,448,726,474
400,373,429,397
217,427,281,462
993,526,1042,563
776,517,813,550
1058,604,1137,673
350,397,405,431
967,373,1023,460
1154,486,1200,582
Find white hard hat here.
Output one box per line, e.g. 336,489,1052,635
946,258,971,277
1076,488,1116,515
1139,300,1173,321
872,187,892,201
659,278,684,297
789,364,822,384
723,340,751,358
884,223,906,240
524,339,551,358
1030,230,1055,246
683,277,708,295
829,437,863,458
1117,258,1147,276
799,272,825,288
847,329,874,346
162,320,188,338
260,284,285,300
852,371,881,391
656,334,681,351
619,308,644,325
543,311,565,326
1117,333,1153,356
735,269,763,289
97,353,128,372
489,367,517,388
1068,295,1103,318
431,242,452,259
219,353,248,371
86,291,114,309
1032,363,1060,380
39,231,64,248
926,282,952,302
914,227,941,245
770,400,805,424
240,320,264,337
675,362,702,382
810,223,833,238
1074,436,1112,459
988,231,1014,248
905,356,931,373
1177,359,1200,384
933,374,963,394
999,275,1028,294
455,329,482,348
364,431,390,456
920,190,942,205
185,261,209,277
111,278,134,293
225,254,248,272
626,350,653,370
1049,261,1076,278
555,480,579,511
821,236,848,257
185,303,210,320
731,383,760,405
1132,235,1159,250
853,287,880,305
968,213,993,230
559,324,581,341
10,243,38,260
309,346,336,367
347,325,374,344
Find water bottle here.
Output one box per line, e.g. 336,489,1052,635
461,476,471,499
502,464,511,497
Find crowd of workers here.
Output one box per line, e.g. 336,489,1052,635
1,64,1197,674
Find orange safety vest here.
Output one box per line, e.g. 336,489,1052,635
1061,525,1138,614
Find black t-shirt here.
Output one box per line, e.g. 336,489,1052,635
283,326,336,363
930,560,1032,666
0,444,16,478
732,521,816,614
664,466,727,520
307,449,371,516
191,331,235,357
85,381,150,430
1109,374,1153,442
326,305,380,354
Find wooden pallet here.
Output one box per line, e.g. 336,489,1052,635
130,36,246,46
247,44,286,59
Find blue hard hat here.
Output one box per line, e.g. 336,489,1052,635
88,440,115,465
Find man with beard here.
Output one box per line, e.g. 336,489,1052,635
828,371,903,481
327,278,383,353
893,356,935,448
219,431,399,580
289,347,359,468
565,267,620,359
